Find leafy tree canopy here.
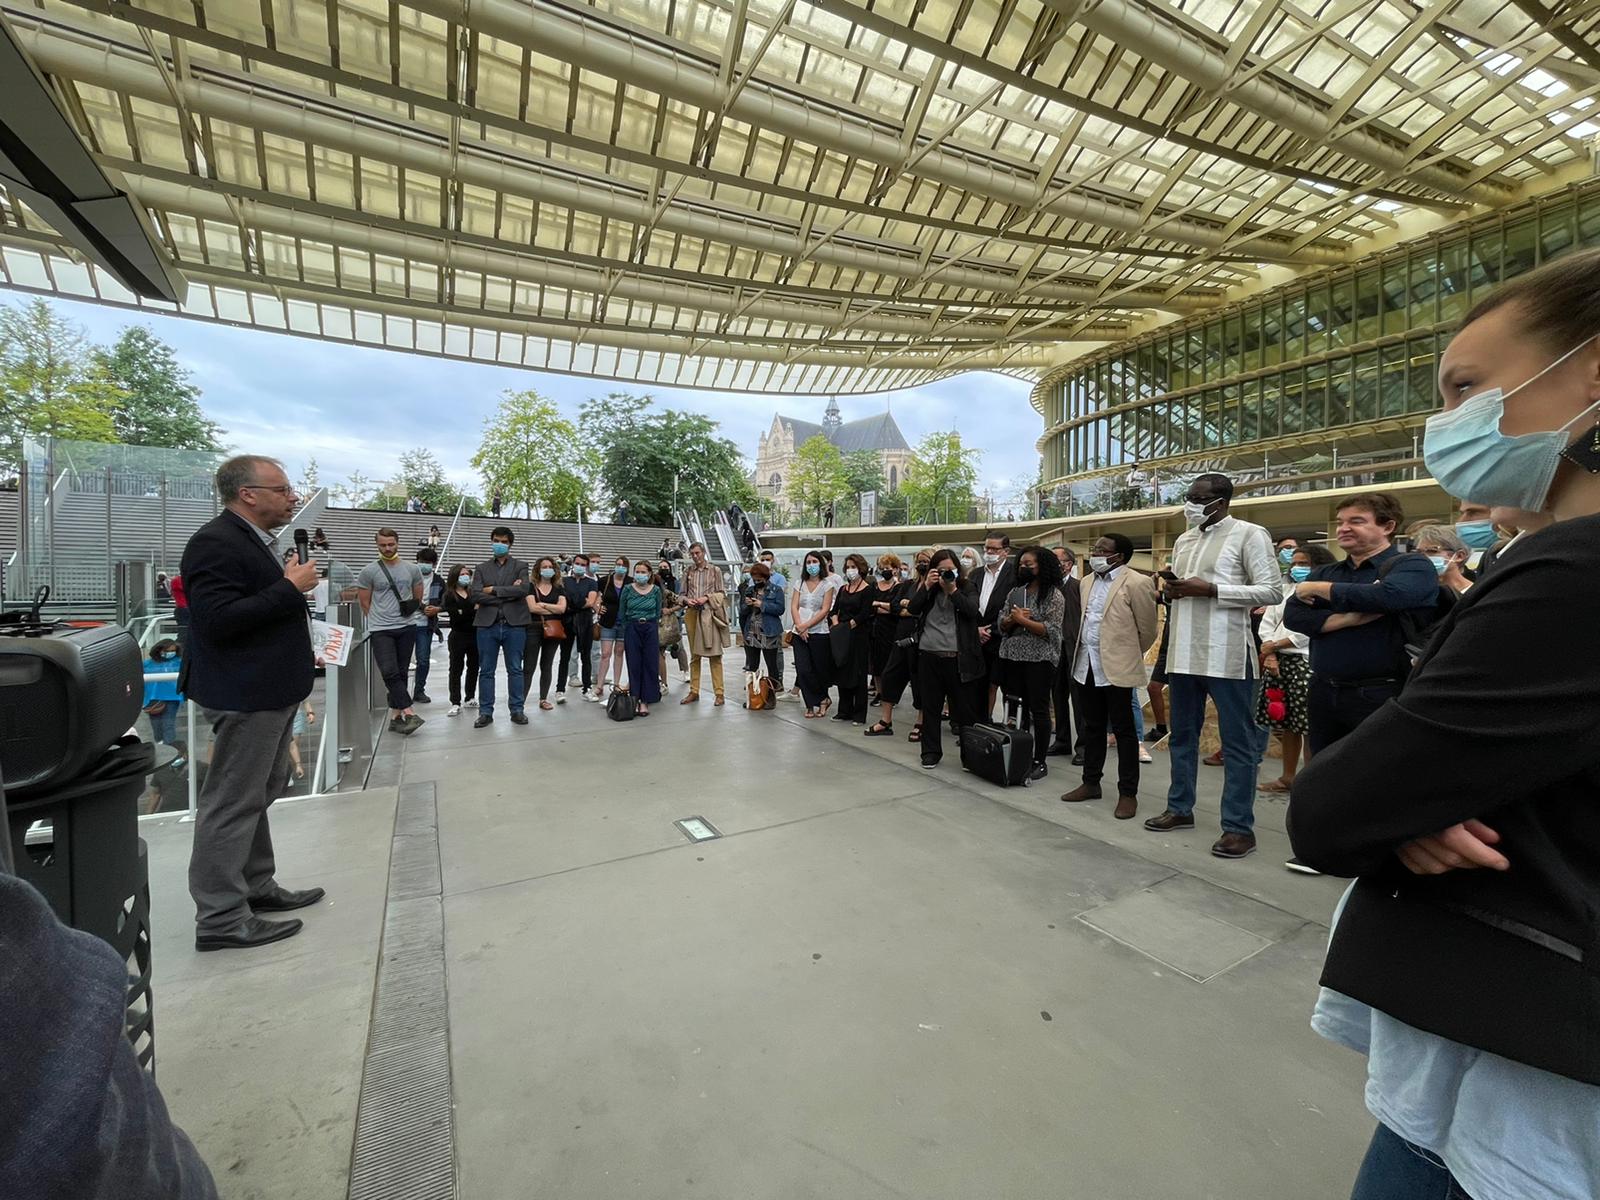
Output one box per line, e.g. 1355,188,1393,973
901,431,982,524
96,325,223,451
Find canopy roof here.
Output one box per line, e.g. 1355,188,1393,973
1,0,1595,393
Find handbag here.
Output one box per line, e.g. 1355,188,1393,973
377,559,421,617
542,617,567,641
829,622,853,667
142,700,168,716
745,673,775,710
606,689,636,722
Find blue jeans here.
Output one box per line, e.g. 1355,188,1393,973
476,623,527,717
1165,673,1260,835
1130,692,1145,740
149,702,180,745
413,625,436,694
1351,1124,1475,1200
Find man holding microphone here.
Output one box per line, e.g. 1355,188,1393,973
180,456,325,951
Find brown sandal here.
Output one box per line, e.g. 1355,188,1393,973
1258,778,1294,793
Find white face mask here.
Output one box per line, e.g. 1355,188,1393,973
844,567,860,582
984,552,1001,566
1183,499,1215,527
900,568,912,581
1089,555,1112,574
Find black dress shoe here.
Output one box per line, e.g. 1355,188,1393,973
1070,751,1084,766
1027,762,1048,783
474,714,493,728
196,916,303,952
510,712,530,725
1143,810,1196,832
413,692,432,704
1045,742,1074,757
251,885,326,912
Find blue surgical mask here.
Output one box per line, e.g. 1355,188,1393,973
614,565,627,577
1423,335,1600,511
743,573,753,585
1278,547,1295,565
806,562,820,577
633,572,649,584
540,568,555,579
491,543,510,557
418,563,433,575
458,574,471,586
1288,565,1312,583
572,564,587,575
1427,555,1448,575
1454,521,1497,550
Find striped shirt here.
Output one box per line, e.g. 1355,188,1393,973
1165,516,1283,680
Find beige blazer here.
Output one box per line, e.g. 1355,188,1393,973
1076,568,1161,688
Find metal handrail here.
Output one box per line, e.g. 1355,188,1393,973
440,494,466,562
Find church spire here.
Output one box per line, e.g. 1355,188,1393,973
822,395,842,434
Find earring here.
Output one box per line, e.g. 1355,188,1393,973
1559,420,1600,475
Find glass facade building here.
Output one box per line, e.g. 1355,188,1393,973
1034,179,1600,513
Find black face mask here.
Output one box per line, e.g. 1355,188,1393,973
1016,567,1036,585
879,569,894,580
916,562,930,575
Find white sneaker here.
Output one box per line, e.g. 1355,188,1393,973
556,695,566,705
448,705,462,717
583,691,600,703
1138,746,1153,764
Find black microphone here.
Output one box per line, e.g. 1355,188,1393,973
293,527,310,564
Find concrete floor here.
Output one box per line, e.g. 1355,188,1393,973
144,662,1376,1200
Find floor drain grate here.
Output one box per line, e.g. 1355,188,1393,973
348,782,457,1199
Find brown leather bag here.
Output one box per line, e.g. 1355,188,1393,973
542,617,567,641
745,674,775,710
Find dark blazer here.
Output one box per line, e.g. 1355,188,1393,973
470,556,531,627
178,510,313,712
598,574,628,629
1057,573,1083,668
1288,512,1600,1085
971,559,1018,633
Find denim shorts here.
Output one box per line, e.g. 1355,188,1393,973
598,623,623,642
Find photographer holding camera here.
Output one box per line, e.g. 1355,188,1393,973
907,547,983,770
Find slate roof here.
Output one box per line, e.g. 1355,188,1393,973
774,412,909,455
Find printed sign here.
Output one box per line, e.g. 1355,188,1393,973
311,619,356,667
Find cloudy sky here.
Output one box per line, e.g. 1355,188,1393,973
51,297,1042,504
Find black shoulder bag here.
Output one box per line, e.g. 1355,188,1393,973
377,560,421,617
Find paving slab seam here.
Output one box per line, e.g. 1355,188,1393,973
346,781,459,1200
441,788,942,901
786,716,1337,932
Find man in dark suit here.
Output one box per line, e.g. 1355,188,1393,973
180,455,324,952
966,532,1017,722
1048,545,1084,757
470,526,532,729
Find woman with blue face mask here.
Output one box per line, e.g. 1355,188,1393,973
594,556,631,702
526,557,569,711
1290,249,1600,1200
789,551,835,717
442,562,479,717
619,558,663,715
1254,544,1333,794
1411,525,1473,596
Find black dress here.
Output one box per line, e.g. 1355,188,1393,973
830,583,874,720
868,582,899,677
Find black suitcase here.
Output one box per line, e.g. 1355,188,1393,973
959,722,1034,787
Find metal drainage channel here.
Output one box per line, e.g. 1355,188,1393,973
347,781,457,1200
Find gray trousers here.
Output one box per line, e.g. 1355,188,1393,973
188,705,297,934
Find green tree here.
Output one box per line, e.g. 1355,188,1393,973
841,449,885,498
902,431,982,524
337,470,374,508
0,299,121,477
471,388,585,518
789,435,847,523
580,391,752,526
296,456,321,498
96,325,223,450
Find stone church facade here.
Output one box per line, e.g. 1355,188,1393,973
750,398,914,515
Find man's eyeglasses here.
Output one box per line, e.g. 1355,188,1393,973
243,483,296,495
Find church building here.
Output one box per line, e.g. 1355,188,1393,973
751,398,912,515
